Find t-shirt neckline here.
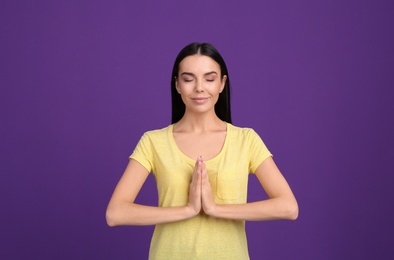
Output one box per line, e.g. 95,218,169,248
168,123,230,165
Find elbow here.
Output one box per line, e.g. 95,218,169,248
285,200,299,221
106,206,120,227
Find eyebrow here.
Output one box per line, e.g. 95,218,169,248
180,71,218,77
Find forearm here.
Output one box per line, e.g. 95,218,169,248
207,197,299,221
106,202,196,226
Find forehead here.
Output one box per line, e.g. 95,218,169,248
178,55,220,73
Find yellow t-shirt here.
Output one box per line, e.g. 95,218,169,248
130,123,272,260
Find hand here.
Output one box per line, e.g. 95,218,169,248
200,158,217,216
187,156,203,216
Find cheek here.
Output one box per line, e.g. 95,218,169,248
211,83,223,94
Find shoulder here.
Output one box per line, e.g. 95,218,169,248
227,123,267,146
143,125,171,135
139,125,172,141
227,124,272,161
227,123,259,138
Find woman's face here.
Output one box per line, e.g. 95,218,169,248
176,54,226,115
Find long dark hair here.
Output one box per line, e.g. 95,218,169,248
171,42,232,124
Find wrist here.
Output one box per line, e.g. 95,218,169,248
203,204,219,217
185,203,200,218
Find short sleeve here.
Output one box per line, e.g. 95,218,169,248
248,129,273,173
129,133,153,173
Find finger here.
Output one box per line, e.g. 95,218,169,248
198,159,203,187
191,157,202,189
193,157,200,173
197,156,203,175
191,157,201,184
201,162,209,190
201,160,207,177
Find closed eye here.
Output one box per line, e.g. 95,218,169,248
205,75,217,82
182,78,194,82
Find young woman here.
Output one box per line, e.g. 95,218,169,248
106,42,298,259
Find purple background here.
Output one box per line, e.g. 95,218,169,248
1,0,393,259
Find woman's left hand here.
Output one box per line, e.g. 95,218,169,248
200,159,217,216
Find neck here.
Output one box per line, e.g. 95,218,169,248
174,111,226,133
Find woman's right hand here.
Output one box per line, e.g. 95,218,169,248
187,156,203,216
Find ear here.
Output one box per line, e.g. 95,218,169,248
175,77,181,94
220,75,227,93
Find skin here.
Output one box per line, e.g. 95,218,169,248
106,55,298,226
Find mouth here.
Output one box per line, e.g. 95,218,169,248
191,97,210,100
191,97,210,103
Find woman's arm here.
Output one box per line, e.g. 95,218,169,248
202,157,299,221
106,159,202,226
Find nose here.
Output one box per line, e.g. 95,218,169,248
195,80,204,93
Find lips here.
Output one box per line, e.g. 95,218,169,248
191,97,210,104
191,97,210,100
